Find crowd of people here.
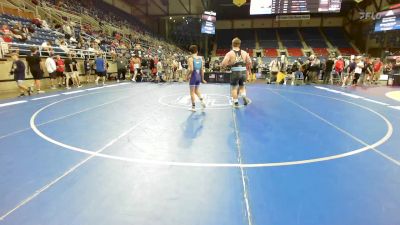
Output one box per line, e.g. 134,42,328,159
250,54,398,87
9,45,192,97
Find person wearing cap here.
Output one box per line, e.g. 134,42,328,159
10,52,32,97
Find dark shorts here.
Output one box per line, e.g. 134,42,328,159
96,71,106,77
49,71,57,79
56,71,64,77
31,70,43,80
230,71,246,87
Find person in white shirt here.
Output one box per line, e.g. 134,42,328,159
268,57,281,83
352,56,364,86
45,54,57,89
59,40,70,54
156,59,165,82
41,41,53,56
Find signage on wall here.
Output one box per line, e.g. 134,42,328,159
276,15,311,20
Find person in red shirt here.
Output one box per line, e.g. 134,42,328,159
55,55,65,87
1,24,13,42
373,58,383,85
335,56,345,82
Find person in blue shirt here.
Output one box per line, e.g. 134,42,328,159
10,52,32,97
95,53,106,86
186,45,206,112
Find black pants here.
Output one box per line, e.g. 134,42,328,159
117,68,127,80
323,70,332,84
353,73,361,85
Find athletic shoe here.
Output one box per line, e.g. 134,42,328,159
37,90,45,94
51,86,57,90
117,79,120,83
233,102,240,108
18,93,26,97
201,101,206,109
66,86,71,90
102,83,106,86
77,85,83,88
243,97,250,106
189,107,196,112
28,87,33,96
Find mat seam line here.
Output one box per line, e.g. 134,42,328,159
232,106,253,225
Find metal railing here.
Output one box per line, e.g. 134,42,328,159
1,41,157,60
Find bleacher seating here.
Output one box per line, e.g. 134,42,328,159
214,27,359,59
258,28,279,48
236,29,255,49
300,28,328,48
216,48,230,56
313,48,329,56
278,29,302,46
265,48,278,57
287,48,304,57
216,29,235,52
323,28,352,48
338,48,359,56
0,14,67,56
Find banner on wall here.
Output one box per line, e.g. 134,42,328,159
275,15,311,21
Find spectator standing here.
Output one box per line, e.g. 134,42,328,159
55,55,65,87
324,56,335,84
335,56,344,83
373,58,383,85
308,55,320,84
343,55,356,87
95,54,107,86
268,57,281,83
45,54,57,89
64,54,81,89
83,56,92,83
115,54,128,82
10,53,31,96
353,56,364,86
26,47,45,94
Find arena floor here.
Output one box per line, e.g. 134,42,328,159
0,82,400,225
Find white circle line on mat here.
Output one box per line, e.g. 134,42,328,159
30,89,393,168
